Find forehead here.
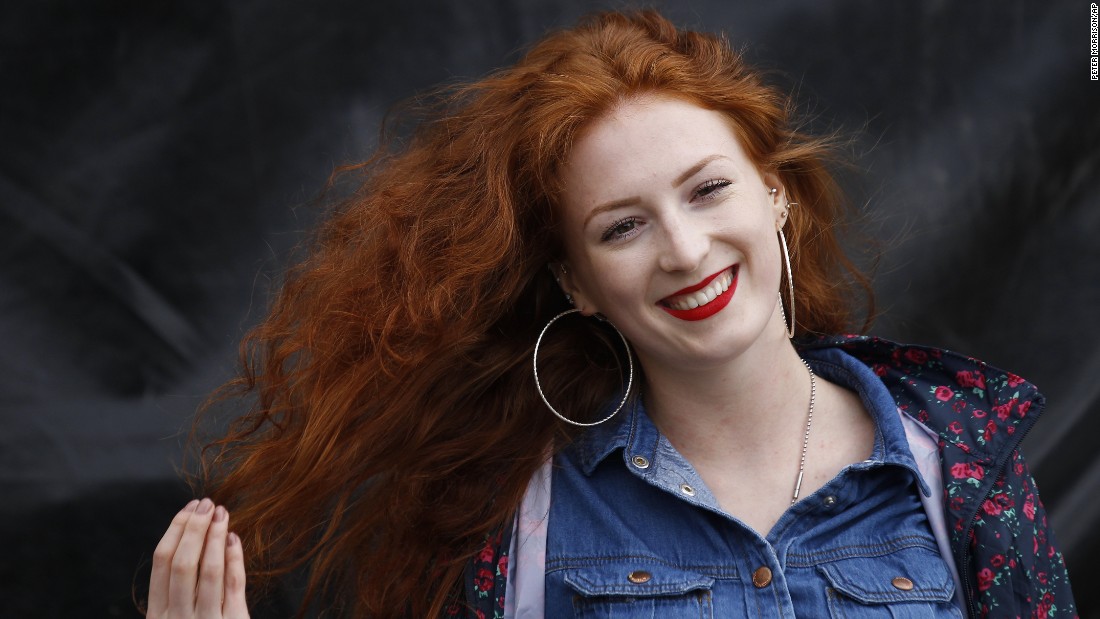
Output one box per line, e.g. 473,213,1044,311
560,95,757,206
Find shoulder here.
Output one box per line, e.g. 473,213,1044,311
798,334,1043,459
800,336,1078,617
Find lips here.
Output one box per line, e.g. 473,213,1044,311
658,266,738,321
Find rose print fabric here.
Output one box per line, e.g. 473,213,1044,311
454,521,510,619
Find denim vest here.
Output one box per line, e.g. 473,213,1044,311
543,348,962,617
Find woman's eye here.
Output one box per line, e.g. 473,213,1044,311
601,216,640,242
695,179,731,200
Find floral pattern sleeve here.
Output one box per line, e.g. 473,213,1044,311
966,448,1076,618
452,520,511,619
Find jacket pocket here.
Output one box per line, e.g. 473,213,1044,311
816,545,960,618
562,562,716,619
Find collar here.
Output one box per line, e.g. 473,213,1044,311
571,395,640,477
800,346,932,496
570,343,932,497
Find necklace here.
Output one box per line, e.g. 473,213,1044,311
791,359,817,505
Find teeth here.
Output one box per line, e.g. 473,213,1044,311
665,270,733,311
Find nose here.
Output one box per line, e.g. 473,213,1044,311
657,213,707,273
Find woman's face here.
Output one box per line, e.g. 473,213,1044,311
556,95,790,373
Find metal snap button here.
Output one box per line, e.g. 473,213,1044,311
892,576,914,591
631,455,650,469
627,570,652,584
679,483,696,496
822,495,837,508
752,566,772,588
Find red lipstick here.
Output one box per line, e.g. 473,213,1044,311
658,266,738,322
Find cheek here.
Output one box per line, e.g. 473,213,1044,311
753,230,780,266
571,254,661,319
755,235,785,294
720,220,782,287
582,258,642,303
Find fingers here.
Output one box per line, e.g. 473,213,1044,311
148,498,250,619
168,498,218,616
195,505,229,616
149,499,200,616
223,531,250,619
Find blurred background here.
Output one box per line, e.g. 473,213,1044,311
1,0,1097,616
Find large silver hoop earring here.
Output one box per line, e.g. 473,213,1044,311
533,309,634,427
778,227,796,338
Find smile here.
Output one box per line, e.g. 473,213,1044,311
658,266,738,321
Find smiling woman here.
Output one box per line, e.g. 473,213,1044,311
556,96,795,372
144,10,1076,619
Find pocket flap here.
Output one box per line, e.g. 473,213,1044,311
817,546,955,604
563,562,715,597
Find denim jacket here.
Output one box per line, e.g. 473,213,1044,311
460,336,1077,618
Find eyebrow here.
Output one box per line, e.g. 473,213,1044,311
582,154,731,228
583,196,641,228
672,154,729,187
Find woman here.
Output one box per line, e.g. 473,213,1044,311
146,11,1076,618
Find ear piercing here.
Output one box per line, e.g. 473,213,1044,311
769,188,799,211
549,264,575,306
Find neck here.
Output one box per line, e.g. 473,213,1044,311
638,326,811,461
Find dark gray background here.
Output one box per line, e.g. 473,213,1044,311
1,1,1097,616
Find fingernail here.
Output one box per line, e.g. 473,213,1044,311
197,498,214,514
228,532,240,547
183,499,200,512
213,505,227,523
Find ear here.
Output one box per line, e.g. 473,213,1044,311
762,172,788,230
547,262,600,315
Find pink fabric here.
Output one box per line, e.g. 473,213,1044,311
899,409,966,612
503,456,551,619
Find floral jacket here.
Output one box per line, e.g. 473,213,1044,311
458,335,1077,618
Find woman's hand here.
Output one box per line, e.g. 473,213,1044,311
147,498,250,618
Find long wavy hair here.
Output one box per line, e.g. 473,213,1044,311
197,10,871,617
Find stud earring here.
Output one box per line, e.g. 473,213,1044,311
549,264,576,307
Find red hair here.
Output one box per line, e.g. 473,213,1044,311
197,10,871,617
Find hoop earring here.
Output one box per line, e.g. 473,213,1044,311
533,309,634,427
778,227,796,338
